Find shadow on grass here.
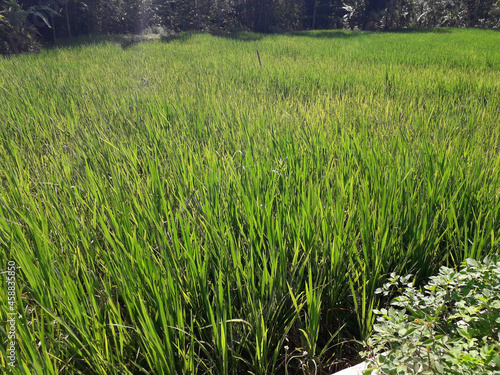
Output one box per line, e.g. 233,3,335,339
51,34,162,50
216,29,366,40
287,28,453,38
387,27,452,34
50,35,113,49
288,30,368,38
49,27,455,51
160,32,195,43
208,30,265,41
50,32,196,51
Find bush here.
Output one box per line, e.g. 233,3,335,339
363,257,500,375
0,24,41,56
0,0,55,56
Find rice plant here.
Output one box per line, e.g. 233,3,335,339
0,28,499,374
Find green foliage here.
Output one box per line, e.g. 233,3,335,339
0,0,60,55
0,29,499,374
363,257,500,374
4,0,500,57
0,0,34,55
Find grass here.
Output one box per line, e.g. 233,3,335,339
0,28,499,374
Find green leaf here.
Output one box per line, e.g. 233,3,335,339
402,327,417,337
30,11,52,28
422,338,434,346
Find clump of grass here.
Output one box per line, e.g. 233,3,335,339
0,28,499,374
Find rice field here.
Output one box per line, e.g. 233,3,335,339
0,28,499,374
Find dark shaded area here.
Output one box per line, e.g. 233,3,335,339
31,26,481,55
120,39,140,50
216,31,265,41
288,30,368,38
387,27,453,34
40,32,191,52
160,31,195,43
34,34,157,53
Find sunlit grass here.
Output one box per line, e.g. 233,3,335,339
0,28,499,374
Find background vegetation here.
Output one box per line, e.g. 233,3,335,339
0,28,499,374
2,0,500,55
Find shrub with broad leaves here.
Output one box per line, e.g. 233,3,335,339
363,257,500,375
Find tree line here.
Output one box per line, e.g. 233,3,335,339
2,0,500,54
